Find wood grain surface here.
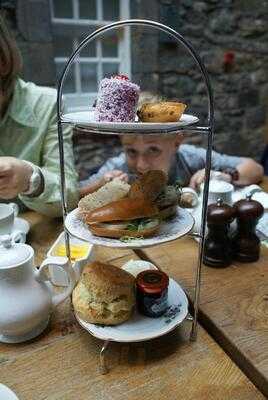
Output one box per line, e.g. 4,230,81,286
1,178,267,399
0,222,264,400
137,178,268,397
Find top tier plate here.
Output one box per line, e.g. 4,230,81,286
61,110,199,134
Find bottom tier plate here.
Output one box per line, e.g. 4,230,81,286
75,278,188,343
65,207,194,249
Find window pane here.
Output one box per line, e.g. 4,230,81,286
81,63,98,92
103,0,119,21
102,63,119,78
79,0,96,19
102,33,118,57
53,35,73,57
53,0,73,19
79,40,96,57
79,28,97,57
56,63,76,93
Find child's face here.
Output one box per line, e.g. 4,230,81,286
121,134,182,176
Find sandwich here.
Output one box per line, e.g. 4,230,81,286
79,170,181,239
78,178,130,218
72,261,135,325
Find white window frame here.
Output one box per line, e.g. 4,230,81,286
50,0,131,111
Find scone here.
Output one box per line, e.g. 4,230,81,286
137,101,186,123
72,261,135,325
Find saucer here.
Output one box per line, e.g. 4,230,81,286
0,384,19,400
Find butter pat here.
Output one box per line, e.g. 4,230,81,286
53,244,90,261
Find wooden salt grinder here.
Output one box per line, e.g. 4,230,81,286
232,194,264,262
203,199,235,268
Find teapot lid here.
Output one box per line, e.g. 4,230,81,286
0,236,32,268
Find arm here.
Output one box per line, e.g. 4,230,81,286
20,107,79,217
79,153,127,197
184,145,264,188
235,158,264,186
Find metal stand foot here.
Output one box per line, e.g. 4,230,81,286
190,325,198,342
99,340,110,374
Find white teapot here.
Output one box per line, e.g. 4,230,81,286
0,236,76,343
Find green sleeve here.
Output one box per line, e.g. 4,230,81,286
19,106,79,217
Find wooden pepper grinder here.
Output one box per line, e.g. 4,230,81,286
232,194,264,262
203,199,235,268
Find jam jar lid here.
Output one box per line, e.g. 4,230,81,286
136,269,169,295
233,194,264,220
207,198,235,224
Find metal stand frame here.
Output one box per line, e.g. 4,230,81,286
56,19,214,371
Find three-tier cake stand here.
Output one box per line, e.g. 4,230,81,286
56,19,214,373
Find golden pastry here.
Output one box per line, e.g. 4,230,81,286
137,101,187,123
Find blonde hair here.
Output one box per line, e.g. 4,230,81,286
0,13,22,104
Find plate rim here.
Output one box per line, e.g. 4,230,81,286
74,278,189,343
65,207,194,249
61,110,199,130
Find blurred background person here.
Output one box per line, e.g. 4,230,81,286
80,131,264,197
0,14,78,217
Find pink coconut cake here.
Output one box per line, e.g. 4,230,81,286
95,75,140,122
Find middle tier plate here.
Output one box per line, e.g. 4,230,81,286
65,207,194,249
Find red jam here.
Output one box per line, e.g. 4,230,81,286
136,270,169,318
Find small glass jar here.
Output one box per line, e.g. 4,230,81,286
136,270,169,318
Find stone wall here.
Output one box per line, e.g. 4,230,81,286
1,0,55,86
2,0,268,169
131,0,268,160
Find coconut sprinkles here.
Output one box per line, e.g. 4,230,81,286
95,75,140,122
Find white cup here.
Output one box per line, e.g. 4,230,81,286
200,180,234,205
0,204,18,235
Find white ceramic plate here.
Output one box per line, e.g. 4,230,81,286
75,278,188,342
61,110,199,132
0,384,19,400
65,207,194,249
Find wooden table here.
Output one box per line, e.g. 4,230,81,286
138,178,268,397
0,213,266,399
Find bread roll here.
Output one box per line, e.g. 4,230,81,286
72,261,135,325
129,170,167,201
85,197,159,224
89,218,160,238
78,178,130,218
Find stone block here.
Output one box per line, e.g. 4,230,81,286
20,42,56,86
246,106,266,129
17,0,52,42
238,89,259,108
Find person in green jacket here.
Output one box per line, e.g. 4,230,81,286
0,14,78,217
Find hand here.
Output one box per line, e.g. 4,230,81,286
0,157,33,199
102,170,129,184
189,168,231,190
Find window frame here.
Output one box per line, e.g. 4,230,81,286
50,0,131,111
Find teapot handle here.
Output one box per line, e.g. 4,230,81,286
35,256,76,307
